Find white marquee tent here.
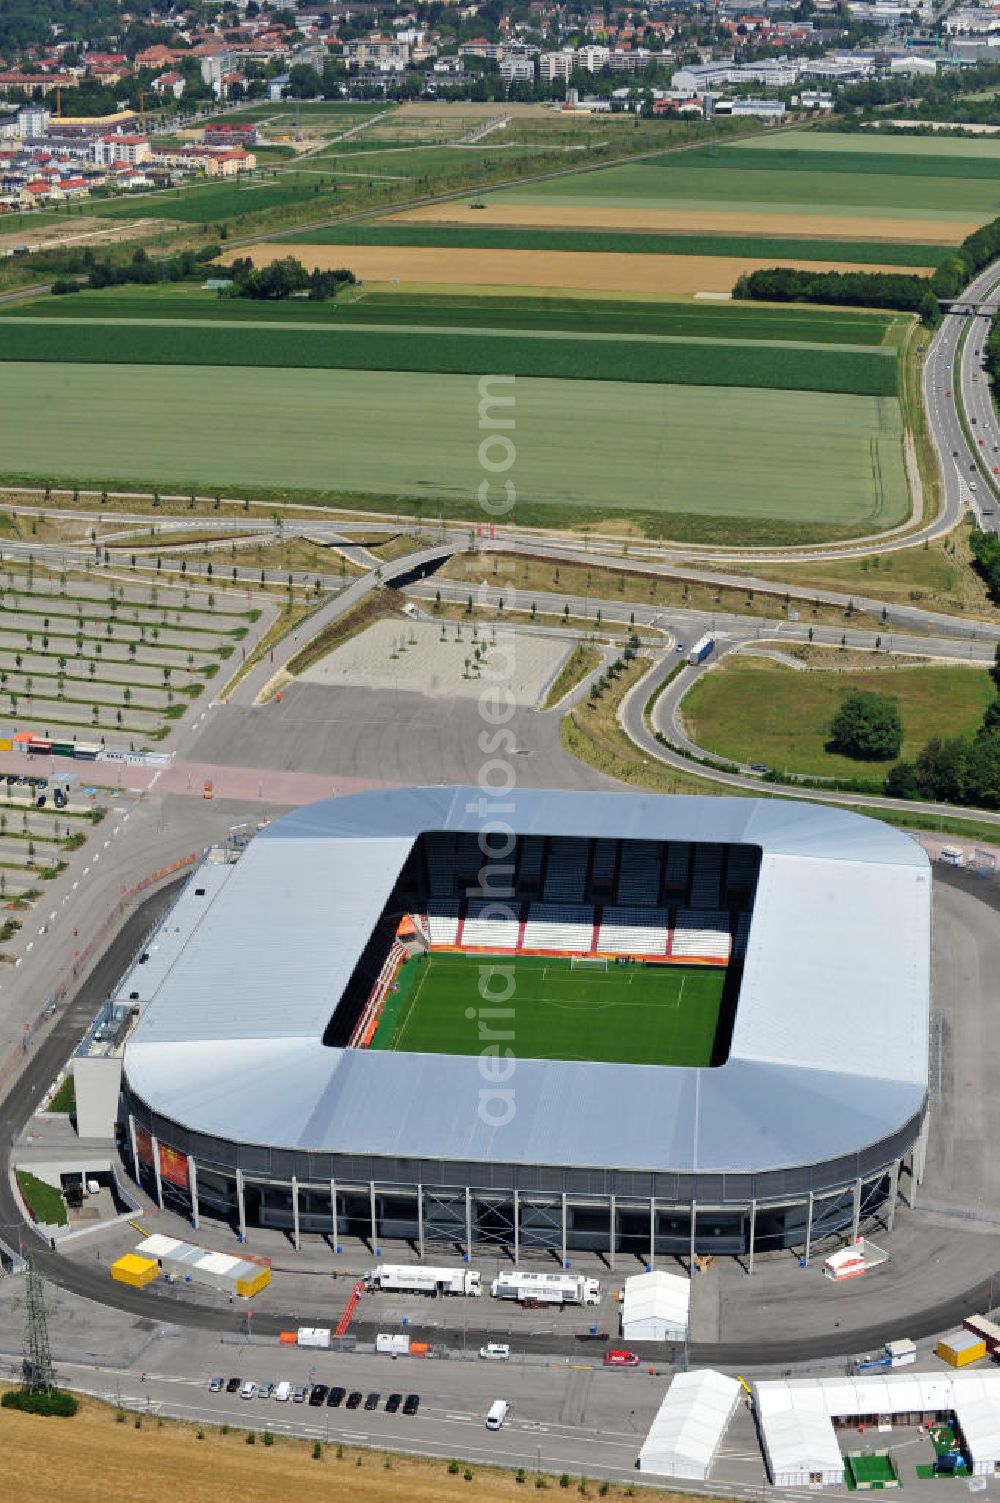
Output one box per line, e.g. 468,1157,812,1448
755,1371,1000,1486
638,1369,741,1479
622,1270,690,1343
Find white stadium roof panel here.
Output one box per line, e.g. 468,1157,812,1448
121,788,930,1176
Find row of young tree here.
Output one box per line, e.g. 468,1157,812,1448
222,256,356,303
51,244,219,295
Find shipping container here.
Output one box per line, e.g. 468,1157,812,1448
297,1327,331,1349
964,1314,1000,1354
937,1329,986,1368
376,1333,411,1355
110,1254,159,1289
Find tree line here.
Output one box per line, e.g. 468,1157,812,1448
51,244,219,296
733,214,1000,321
222,256,356,303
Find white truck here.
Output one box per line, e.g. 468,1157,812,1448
491,1271,601,1307
366,1264,482,1297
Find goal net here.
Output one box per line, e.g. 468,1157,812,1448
570,956,609,971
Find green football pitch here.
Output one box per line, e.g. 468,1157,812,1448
374,953,726,1067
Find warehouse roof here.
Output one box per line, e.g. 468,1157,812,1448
122,787,930,1175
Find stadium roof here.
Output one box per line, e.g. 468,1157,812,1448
122,788,930,1175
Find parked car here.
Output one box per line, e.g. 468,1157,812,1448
385,1393,402,1414
225,1377,241,1394
274,1382,292,1402
479,1343,510,1362
292,1385,308,1404
326,1386,346,1408
258,1382,274,1400
209,1376,224,1393
346,1391,363,1410
309,1384,328,1407
403,1393,420,1416
364,1392,380,1411
603,1350,640,1368
240,1381,257,1400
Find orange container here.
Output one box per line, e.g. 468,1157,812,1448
279,1330,297,1346
410,1341,429,1357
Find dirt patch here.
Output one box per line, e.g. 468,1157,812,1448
389,201,969,245
232,242,930,295
394,100,558,120
0,217,162,254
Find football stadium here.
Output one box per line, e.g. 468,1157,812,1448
100,787,930,1261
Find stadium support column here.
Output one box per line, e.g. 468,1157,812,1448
609,1194,615,1273
851,1176,862,1244
417,1183,424,1262
150,1134,163,1210
370,1181,378,1252
804,1191,814,1264
291,1175,300,1252
127,1114,138,1183
748,1199,756,1276
561,1192,567,1269
649,1197,655,1272
188,1155,199,1230
465,1187,472,1262
887,1159,900,1232
689,1200,696,1277
513,1188,519,1266
236,1168,246,1244
330,1178,337,1243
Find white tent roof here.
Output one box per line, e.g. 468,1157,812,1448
622,1270,691,1337
639,1370,741,1478
755,1372,1000,1483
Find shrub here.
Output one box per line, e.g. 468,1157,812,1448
449,1460,461,1475
246,1430,255,1445
196,1428,205,1440
560,1476,571,1489
464,1469,474,1482
828,690,902,761
263,1431,274,1447
516,1469,527,1484
10,1391,77,1420
312,1441,322,1460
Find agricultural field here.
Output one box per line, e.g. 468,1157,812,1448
399,129,1000,253
0,362,910,538
378,952,726,1067
681,653,995,779
0,313,899,396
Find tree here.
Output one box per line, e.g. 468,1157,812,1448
828,691,902,761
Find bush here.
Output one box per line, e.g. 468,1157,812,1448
263,1431,274,1447
246,1430,255,1445
2,1388,78,1418
312,1441,322,1460
560,1476,571,1489
449,1460,461,1475
464,1469,474,1482
51,278,78,296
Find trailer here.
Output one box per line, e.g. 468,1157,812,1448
688,635,715,666
964,1314,1000,1355
366,1264,482,1297
491,1270,601,1307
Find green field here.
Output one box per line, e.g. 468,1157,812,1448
682,656,995,778
3,287,899,345
378,952,726,1066
737,128,1000,160
0,362,909,537
0,317,897,396
275,221,941,266
493,155,1000,221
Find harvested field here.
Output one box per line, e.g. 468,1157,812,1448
389,201,966,245
234,242,928,295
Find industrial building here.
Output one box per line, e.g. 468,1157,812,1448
77,787,929,1264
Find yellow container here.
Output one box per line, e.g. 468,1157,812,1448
937,1331,986,1368
236,1265,271,1298
111,1254,159,1289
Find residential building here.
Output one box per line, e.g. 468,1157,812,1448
17,106,51,139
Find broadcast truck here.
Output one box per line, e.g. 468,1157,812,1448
491,1270,601,1307
366,1264,482,1297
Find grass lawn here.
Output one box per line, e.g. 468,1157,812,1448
0,363,910,539
736,128,1000,160
379,952,726,1066
16,1169,67,1227
682,655,995,779
48,1075,75,1113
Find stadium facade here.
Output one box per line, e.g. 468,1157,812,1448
111,787,931,1261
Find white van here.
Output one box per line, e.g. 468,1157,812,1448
240,1381,257,1400
486,1399,509,1430
274,1381,292,1403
